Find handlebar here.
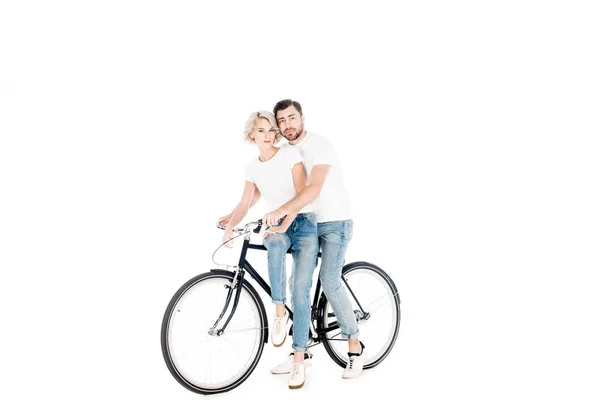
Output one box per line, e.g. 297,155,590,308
216,216,286,234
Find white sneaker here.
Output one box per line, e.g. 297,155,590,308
342,342,367,379
270,351,313,374
288,361,306,389
271,311,289,347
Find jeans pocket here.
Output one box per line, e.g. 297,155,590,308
305,213,317,229
344,220,354,241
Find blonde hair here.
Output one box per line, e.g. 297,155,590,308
243,111,281,144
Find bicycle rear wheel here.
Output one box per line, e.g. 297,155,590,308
318,262,401,369
161,270,268,395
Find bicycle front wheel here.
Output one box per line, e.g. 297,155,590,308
161,270,268,395
318,262,401,369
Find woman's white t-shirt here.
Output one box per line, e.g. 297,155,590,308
244,146,313,214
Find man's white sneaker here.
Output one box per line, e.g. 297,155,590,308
288,361,306,389
270,351,313,374
271,311,289,347
342,342,367,379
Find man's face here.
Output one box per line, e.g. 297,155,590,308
276,106,304,142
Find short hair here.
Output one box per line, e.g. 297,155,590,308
243,111,281,144
273,99,303,119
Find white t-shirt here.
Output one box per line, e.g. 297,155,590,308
280,132,352,223
244,146,313,214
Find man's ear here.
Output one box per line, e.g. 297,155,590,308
301,115,305,124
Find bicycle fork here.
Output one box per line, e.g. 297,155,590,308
208,268,246,337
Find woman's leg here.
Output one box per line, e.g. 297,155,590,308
263,232,292,306
263,232,292,346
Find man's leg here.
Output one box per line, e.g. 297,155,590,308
318,219,367,377
288,213,319,389
289,214,319,355
318,220,358,340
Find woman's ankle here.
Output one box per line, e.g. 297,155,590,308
275,305,286,317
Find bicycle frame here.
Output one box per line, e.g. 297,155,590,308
209,233,368,345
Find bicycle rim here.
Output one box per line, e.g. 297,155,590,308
322,264,400,368
164,274,265,392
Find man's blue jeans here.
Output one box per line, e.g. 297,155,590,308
318,220,359,339
263,213,319,351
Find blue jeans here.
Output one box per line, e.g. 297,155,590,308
318,220,359,339
263,213,319,352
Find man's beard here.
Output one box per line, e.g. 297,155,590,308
284,124,304,142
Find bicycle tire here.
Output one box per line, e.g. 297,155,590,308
317,262,401,369
161,270,268,395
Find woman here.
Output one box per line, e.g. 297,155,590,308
221,111,318,390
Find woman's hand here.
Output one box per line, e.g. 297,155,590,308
217,213,232,228
222,227,234,248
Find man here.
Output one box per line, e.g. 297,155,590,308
263,100,367,386
218,100,367,389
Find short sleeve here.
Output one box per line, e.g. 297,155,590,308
286,147,304,169
311,137,337,166
244,164,254,183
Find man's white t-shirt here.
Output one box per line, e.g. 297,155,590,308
244,146,313,214
280,132,352,223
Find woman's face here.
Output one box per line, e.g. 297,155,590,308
251,118,277,149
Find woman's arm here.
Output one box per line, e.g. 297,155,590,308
217,185,261,226
222,181,257,247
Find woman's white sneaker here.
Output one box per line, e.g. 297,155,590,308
271,311,289,347
342,342,367,379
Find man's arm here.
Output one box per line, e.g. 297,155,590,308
262,164,330,227
264,162,306,234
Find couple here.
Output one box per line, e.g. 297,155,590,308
218,99,366,390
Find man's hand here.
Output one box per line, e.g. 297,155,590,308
263,209,286,228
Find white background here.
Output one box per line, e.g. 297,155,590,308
1,1,599,399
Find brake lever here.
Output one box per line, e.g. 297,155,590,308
253,219,263,234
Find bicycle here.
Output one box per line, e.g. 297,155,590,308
160,219,401,395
